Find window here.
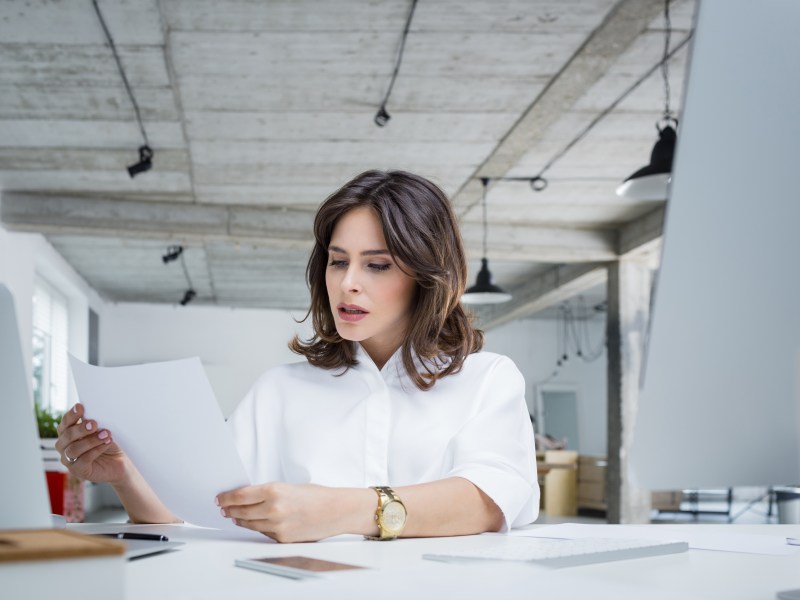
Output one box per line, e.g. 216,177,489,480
32,278,70,414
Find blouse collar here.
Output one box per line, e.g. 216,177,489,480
354,343,404,381
353,343,451,387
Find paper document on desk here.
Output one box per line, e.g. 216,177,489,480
508,523,800,555
69,356,250,531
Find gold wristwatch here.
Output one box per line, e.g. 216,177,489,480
365,486,407,540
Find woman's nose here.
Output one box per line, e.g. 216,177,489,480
340,265,362,293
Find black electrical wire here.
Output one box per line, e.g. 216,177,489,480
661,0,673,118
532,297,606,386
528,31,691,188
470,23,693,209
92,0,150,147
375,0,418,125
179,251,195,292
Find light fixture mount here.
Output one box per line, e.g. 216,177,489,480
162,244,183,264
128,145,154,178
374,106,391,127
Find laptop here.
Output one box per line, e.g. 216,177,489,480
0,283,53,530
0,283,182,558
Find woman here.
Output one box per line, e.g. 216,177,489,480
56,170,539,543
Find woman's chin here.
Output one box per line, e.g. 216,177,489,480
335,326,368,343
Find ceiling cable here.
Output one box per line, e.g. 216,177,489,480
92,0,153,176
468,28,692,211
528,31,691,189
661,0,673,119
374,0,418,126
162,245,196,306
532,297,606,386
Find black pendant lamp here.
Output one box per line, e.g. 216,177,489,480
616,119,677,199
462,178,512,305
617,0,677,200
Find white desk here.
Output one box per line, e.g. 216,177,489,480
70,523,800,600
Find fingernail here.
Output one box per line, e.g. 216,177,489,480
85,422,93,431
214,496,220,506
220,508,227,517
72,405,78,414
98,430,108,440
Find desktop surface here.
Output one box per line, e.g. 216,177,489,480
68,522,800,600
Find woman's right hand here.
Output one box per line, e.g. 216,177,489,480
55,403,129,484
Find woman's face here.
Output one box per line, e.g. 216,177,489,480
325,206,417,367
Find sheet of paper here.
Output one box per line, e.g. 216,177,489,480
505,523,800,556
69,356,250,530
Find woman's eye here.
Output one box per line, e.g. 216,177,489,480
368,263,391,272
328,259,347,268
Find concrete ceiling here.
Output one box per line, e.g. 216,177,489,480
0,0,695,320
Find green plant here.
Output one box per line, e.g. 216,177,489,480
35,404,62,438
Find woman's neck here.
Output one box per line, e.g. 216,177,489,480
360,339,403,371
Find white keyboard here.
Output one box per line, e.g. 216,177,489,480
423,537,689,569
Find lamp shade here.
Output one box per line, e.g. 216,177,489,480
616,124,677,200
461,258,512,305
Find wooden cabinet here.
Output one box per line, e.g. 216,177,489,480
537,450,579,516
577,455,607,512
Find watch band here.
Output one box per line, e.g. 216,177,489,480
365,486,407,540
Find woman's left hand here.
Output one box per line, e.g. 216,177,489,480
217,482,366,543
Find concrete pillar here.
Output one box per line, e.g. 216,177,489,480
606,258,652,523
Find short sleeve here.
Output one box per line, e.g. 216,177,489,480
445,356,539,530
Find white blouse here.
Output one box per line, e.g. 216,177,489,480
227,344,539,530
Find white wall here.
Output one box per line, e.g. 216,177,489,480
100,303,314,417
485,317,608,456
0,224,104,406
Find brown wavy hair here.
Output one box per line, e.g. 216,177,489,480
289,170,484,390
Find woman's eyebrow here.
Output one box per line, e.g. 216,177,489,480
328,245,391,257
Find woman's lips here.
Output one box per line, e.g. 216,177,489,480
337,304,369,322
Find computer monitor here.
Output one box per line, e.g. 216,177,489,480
632,0,800,489
0,283,53,529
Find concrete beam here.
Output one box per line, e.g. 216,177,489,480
618,205,665,256
469,262,608,331
0,192,316,250
460,222,616,263
452,0,666,215
1,192,619,262
468,204,666,331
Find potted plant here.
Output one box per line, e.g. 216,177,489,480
36,403,61,464
36,404,84,523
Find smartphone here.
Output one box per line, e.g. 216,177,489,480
234,555,367,579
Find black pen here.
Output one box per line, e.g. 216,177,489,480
97,533,169,542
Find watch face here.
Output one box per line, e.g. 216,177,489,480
381,500,407,533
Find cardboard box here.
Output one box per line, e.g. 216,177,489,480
577,455,607,512
0,529,125,600
651,491,683,511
